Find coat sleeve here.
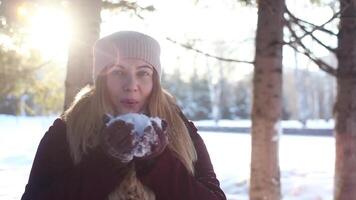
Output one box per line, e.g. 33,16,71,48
188,121,227,200
21,119,129,200
136,121,226,200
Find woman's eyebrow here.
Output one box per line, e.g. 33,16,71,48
113,64,152,70
137,65,153,70
113,64,125,69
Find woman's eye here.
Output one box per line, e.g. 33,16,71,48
137,71,151,77
111,70,124,76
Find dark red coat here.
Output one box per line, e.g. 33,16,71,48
21,116,226,200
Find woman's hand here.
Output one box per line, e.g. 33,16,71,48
135,119,168,161
101,114,169,163
100,118,136,163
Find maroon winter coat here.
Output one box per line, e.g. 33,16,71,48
21,116,226,200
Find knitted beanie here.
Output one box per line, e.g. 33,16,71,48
93,31,161,81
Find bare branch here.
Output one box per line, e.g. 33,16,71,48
284,20,337,76
287,14,337,36
166,37,254,65
102,0,155,19
285,7,337,53
288,43,336,76
295,21,336,52
285,6,339,38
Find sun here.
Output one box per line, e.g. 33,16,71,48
20,5,72,61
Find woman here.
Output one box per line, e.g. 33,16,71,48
21,31,226,200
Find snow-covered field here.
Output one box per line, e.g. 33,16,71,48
195,119,335,129
0,115,334,200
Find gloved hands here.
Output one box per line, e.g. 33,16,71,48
100,116,136,163
100,114,169,163
135,119,168,161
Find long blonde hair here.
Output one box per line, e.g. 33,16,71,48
62,71,197,199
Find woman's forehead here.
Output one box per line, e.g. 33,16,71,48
113,58,153,70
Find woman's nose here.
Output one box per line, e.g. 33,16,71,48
123,75,138,92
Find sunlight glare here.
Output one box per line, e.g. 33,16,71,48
26,6,71,61
17,5,29,18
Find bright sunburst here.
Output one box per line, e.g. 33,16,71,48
19,4,72,61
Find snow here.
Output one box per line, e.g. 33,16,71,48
202,132,334,200
195,119,252,128
150,117,163,129
0,115,334,200
132,127,159,158
195,119,335,129
107,113,151,136
106,113,162,162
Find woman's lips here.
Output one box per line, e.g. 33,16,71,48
120,99,139,108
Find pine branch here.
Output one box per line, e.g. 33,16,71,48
284,20,337,76
166,37,254,65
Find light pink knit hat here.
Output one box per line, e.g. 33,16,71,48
93,31,161,81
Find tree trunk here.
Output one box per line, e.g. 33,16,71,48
249,0,284,199
334,1,356,199
64,0,102,110
206,58,222,124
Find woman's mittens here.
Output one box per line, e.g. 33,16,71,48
101,118,136,163
102,113,169,163
145,119,168,159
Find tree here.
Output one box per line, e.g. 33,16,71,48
188,69,211,120
63,0,102,109
0,0,64,115
233,78,252,119
161,68,187,105
0,47,38,114
249,0,284,199
283,1,356,198
206,57,223,123
162,68,212,120
334,0,356,199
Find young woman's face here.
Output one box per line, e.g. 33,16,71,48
106,58,154,114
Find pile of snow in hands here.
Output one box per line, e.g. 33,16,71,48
105,113,163,162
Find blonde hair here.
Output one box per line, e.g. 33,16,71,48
62,71,197,200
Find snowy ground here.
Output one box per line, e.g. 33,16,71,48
195,119,335,129
0,115,334,200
